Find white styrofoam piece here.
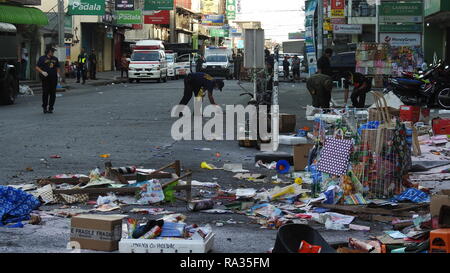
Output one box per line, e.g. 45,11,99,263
118,232,215,253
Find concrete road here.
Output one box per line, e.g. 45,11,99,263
0,78,387,253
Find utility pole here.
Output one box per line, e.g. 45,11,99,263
58,0,65,83
317,0,324,57
170,5,176,43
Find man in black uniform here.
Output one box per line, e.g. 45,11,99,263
89,49,97,80
343,71,372,108
317,48,333,77
178,72,224,107
35,47,60,114
77,48,88,84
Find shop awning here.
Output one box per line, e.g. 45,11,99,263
0,4,48,26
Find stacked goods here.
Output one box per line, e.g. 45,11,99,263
356,42,392,76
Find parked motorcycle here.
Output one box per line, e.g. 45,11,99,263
384,61,450,109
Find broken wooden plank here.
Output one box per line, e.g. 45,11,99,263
54,187,140,195
316,203,429,217
36,177,89,186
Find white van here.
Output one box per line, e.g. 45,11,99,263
128,40,168,83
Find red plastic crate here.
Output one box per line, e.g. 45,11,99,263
433,118,450,135
399,105,420,123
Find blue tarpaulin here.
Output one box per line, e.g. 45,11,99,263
0,186,41,226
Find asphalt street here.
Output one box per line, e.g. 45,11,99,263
0,77,386,253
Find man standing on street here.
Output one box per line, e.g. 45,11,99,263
343,71,372,108
89,49,97,80
77,48,87,84
292,55,301,82
283,56,290,81
317,48,333,77
35,47,60,114
306,72,333,109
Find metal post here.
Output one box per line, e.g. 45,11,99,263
317,0,324,57
375,0,380,43
253,29,257,99
58,0,65,83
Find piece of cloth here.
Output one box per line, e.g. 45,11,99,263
306,73,333,108
0,186,41,225
317,137,353,176
317,55,332,77
391,188,430,203
37,55,60,78
41,76,57,110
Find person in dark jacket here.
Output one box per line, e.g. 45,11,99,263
317,48,333,77
88,49,97,80
77,48,88,84
35,47,60,114
178,72,224,107
282,56,290,80
343,71,372,108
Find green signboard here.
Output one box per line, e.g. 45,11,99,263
144,0,174,11
380,2,423,16
64,15,72,32
226,0,236,20
379,24,423,33
68,0,105,16
116,10,142,24
210,28,229,37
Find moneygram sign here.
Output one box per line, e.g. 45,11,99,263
68,0,105,16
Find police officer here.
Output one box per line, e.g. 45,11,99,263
35,47,60,114
178,72,224,115
306,72,333,109
77,48,88,84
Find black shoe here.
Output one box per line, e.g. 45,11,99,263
82,81,85,85
48,109,53,114
43,109,48,114
76,81,80,83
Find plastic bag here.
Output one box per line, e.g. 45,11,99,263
136,180,165,204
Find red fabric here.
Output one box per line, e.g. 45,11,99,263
298,240,322,253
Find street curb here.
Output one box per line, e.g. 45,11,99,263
63,78,128,90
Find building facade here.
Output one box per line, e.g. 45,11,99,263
424,0,450,63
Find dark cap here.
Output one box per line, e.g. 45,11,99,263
215,79,224,91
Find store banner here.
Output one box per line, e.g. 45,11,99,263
288,32,303,40
144,10,170,25
144,0,174,11
68,0,105,15
333,24,362,34
115,0,134,10
331,0,345,18
201,14,225,26
116,10,142,24
201,0,219,14
305,0,317,75
379,33,421,47
226,0,236,20
380,2,423,23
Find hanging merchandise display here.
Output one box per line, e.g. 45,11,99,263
305,0,317,76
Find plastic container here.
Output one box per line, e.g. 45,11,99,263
272,224,336,253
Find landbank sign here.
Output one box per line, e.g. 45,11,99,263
68,0,106,16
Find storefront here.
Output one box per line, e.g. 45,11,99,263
425,0,450,63
0,3,48,80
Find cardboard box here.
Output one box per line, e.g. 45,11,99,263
279,113,296,133
431,190,450,218
293,144,314,171
70,214,124,252
119,232,215,253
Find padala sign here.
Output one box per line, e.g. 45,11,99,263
68,0,105,16
116,10,142,24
